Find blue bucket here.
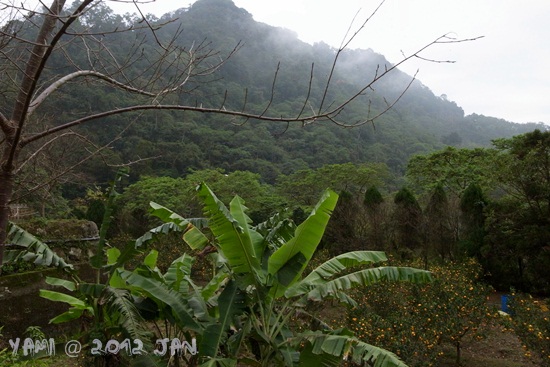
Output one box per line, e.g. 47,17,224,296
501,294,511,314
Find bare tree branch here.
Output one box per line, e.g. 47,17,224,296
14,131,76,174
318,0,386,114
20,32,482,145
12,133,112,202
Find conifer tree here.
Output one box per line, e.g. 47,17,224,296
364,185,387,250
392,187,422,256
459,183,487,258
425,184,454,260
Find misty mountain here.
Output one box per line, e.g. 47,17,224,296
7,0,547,190
147,0,544,172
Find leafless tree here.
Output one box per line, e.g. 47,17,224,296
0,0,478,267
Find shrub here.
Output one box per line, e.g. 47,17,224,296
509,294,550,366
346,258,495,367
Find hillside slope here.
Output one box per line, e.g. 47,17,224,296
3,0,546,193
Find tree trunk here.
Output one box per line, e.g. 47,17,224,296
0,0,67,270
456,341,461,366
0,166,15,270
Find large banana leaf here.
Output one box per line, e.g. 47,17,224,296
196,183,262,282
229,195,265,262
303,266,432,306
297,331,408,367
115,268,205,332
149,201,188,226
285,251,388,298
200,279,247,358
201,270,230,307
162,253,196,299
268,189,338,296
45,276,76,291
39,277,90,323
39,289,94,323
4,222,72,270
149,202,209,250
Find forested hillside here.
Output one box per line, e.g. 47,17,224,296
2,0,546,208
2,0,541,203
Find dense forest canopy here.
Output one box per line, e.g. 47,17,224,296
1,0,546,211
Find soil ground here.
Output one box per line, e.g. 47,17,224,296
438,321,542,367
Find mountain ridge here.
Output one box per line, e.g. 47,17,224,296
4,0,546,196
95,0,549,181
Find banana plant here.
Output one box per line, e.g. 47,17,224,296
38,235,167,367
143,182,433,367
2,222,73,271
39,181,431,367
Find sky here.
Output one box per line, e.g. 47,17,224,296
94,1,550,124
228,1,550,125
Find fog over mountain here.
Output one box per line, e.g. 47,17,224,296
4,0,546,190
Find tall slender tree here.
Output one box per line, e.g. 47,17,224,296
459,182,487,258
486,130,550,292
424,184,454,260
364,185,388,250
392,187,422,256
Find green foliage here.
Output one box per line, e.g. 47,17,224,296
459,183,487,258
364,186,384,206
0,326,52,367
3,0,544,221
346,258,494,367
508,294,550,366
85,199,106,227
322,190,365,256
406,146,496,198
405,130,550,293
424,184,454,261
1,222,73,272
115,170,285,236
392,188,422,253
127,183,432,366
362,186,390,252
482,130,550,293
277,163,391,207
37,171,160,367
26,175,434,366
